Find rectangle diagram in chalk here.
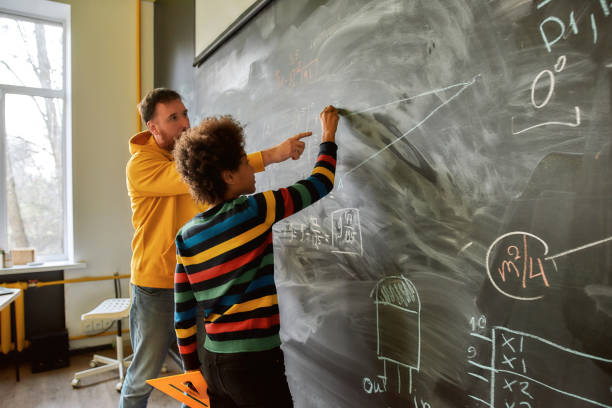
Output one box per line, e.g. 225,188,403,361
492,326,612,407
331,208,363,256
373,277,421,370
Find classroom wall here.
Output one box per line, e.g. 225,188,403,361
154,0,195,107
50,0,154,350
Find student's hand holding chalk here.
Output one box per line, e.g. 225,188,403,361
320,105,338,143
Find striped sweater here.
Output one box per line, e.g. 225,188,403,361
174,142,337,370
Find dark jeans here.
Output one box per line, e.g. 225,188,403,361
201,347,294,408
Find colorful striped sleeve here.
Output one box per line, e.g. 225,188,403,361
174,247,200,371
261,142,337,224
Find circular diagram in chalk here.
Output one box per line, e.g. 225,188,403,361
485,232,558,301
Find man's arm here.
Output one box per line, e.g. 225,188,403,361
128,151,264,198
260,132,312,166
246,151,265,173
127,152,190,197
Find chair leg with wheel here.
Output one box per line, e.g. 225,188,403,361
71,278,132,390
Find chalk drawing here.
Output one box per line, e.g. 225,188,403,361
511,55,582,135
485,232,556,301
276,216,331,249
486,231,612,300
344,75,480,177
468,326,612,407
539,5,609,52
545,236,612,261
364,276,421,395
511,106,580,135
459,241,474,254
536,0,552,10
600,0,610,17
531,55,566,109
276,209,364,265
331,208,363,256
275,49,319,88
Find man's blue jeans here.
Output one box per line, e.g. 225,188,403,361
119,285,177,408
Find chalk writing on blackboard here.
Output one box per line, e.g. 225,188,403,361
467,315,491,407
486,232,612,301
511,55,581,135
459,241,473,254
331,208,363,256
276,217,330,249
364,276,421,395
485,232,555,301
538,2,609,52
467,325,612,408
275,208,363,257
274,49,319,88
544,235,612,261
343,75,480,178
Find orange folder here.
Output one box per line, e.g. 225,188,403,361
146,371,209,407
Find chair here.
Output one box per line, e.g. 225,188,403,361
71,276,132,391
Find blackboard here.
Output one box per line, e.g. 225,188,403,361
191,1,612,407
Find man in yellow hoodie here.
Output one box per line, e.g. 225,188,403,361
121,88,308,408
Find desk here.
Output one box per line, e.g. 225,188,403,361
0,261,86,276
0,287,20,310
0,287,22,381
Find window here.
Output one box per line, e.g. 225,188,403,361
0,0,72,262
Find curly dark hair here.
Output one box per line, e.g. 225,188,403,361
173,116,246,204
137,88,182,123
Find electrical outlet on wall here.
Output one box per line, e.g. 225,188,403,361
93,320,104,331
82,319,106,333
82,320,94,333
82,318,114,334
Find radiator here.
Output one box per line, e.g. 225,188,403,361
0,282,27,354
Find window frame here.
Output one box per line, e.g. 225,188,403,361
0,0,72,262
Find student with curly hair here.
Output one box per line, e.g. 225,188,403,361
122,88,309,408
173,106,339,407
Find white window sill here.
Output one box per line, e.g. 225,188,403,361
0,261,87,276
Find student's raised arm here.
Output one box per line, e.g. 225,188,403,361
255,106,339,225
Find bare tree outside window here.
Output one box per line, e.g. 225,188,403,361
0,14,65,258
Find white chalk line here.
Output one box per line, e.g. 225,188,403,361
488,327,612,408
330,250,361,255
468,394,492,407
512,106,581,135
490,327,496,407
468,372,490,383
536,0,552,9
373,277,421,372
377,355,418,370
346,80,475,117
374,301,418,314
459,241,473,253
468,360,493,371
495,326,612,363
497,369,611,408
545,236,612,260
470,332,492,342
345,75,480,176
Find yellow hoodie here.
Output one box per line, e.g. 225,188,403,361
126,130,264,288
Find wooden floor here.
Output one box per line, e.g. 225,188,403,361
0,347,183,407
